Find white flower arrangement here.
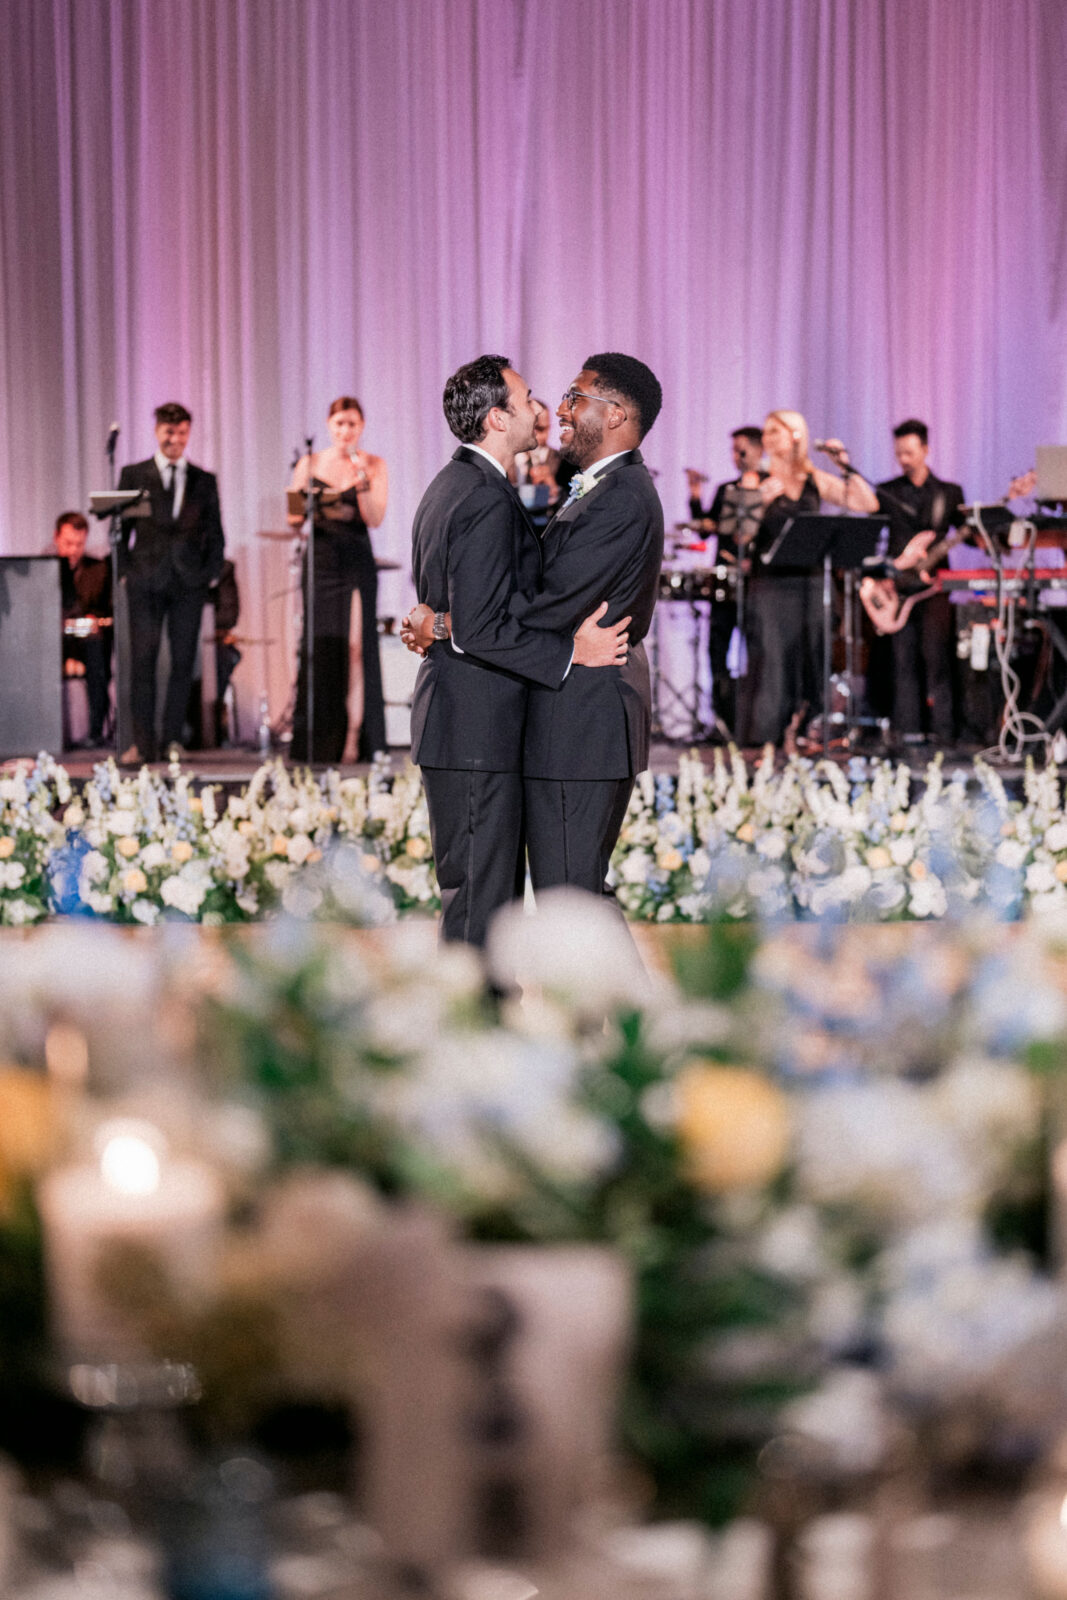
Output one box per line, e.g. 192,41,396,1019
6,746,1067,924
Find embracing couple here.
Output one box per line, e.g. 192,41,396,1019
403,351,664,946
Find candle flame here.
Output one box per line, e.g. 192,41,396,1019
96,1118,165,1197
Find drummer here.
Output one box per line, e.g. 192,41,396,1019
52,510,113,745
684,427,766,740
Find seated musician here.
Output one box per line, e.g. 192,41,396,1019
873,420,965,749
52,510,113,745
685,426,766,739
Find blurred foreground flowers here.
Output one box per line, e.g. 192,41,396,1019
1,897,1067,1540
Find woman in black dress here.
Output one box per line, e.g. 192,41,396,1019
288,396,388,763
740,410,878,746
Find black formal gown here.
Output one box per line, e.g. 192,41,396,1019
740,474,823,746
290,481,386,763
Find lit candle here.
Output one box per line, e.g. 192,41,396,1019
38,1118,225,1363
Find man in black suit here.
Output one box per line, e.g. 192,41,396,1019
876,418,965,747
52,510,113,745
409,355,629,946
409,352,664,907
117,402,226,762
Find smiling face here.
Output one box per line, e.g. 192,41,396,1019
557,369,619,470
327,407,365,454
155,419,191,461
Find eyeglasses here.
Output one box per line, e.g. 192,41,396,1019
560,387,622,412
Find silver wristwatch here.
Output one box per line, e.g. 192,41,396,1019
432,612,449,641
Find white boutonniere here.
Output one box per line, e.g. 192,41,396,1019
565,468,600,506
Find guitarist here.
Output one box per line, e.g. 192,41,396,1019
874,419,965,748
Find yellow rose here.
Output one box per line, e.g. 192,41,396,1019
272,835,290,856
361,853,382,874
0,1067,55,1215
736,822,755,844
171,839,194,863
116,835,140,859
1001,820,1016,838
675,1062,791,1194
188,797,203,813
890,812,909,832
307,848,323,864
238,819,255,837
407,836,430,860
866,846,892,870
658,848,684,872
123,868,148,895
908,859,927,880
1056,860,1067,884
0,837,15,859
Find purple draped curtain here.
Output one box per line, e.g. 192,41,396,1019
1,0,1064,730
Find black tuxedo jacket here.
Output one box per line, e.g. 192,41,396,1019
117,457,226,592
461,449,665,780
409,447,572,773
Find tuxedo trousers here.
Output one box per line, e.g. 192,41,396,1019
524,776,634,902
421,766,525,947
127,582,206,759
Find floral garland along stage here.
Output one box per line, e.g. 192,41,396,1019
4,746,1067,925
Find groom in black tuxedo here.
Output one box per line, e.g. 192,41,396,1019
408,352,664,909
118,402,226,762
409,355,629,945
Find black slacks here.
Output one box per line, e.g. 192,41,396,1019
127,583,206,759
890,592,955,743
420,766,526,947
524,775,634,901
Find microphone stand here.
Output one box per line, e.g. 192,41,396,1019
106,429,124,755
301,434,315,762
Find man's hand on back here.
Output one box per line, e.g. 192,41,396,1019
573,602,630,667
400,603,438,656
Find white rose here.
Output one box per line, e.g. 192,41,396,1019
995,839,1028,870
140,842,167,870
0,861,26,890
889,836,915,866
689,848,711,879
160,874,207,917
1026,860,1058,895
619,850,652,885
287,832,314,865
4,898,38,926
132,899,159,925
1044,821,1067,853
264,859,291,889
756,830,787,860
81,850,109,884
107,809,139,836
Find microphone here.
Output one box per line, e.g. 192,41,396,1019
106,422,120,455
813,440,841,454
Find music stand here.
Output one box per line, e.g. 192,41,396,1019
763,514,888,751
89,488,150,755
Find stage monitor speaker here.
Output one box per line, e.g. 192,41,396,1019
0,557,63,758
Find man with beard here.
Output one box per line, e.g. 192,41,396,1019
406,352,663,907
408,354,629,945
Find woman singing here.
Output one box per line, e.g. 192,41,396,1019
740,410,878,747
288,396,388,763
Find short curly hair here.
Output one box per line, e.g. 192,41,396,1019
154,402,192,427
443,355,512,444
583,353,662,438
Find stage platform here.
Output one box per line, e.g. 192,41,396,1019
6,735,1041,792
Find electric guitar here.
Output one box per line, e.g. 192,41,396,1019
859,472,1037,635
